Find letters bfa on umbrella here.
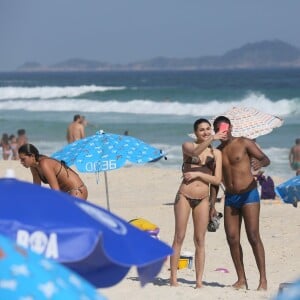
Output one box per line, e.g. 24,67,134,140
0,177,173,288
52,130,167,210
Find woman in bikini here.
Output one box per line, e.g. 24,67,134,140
1,133,11,160
170,118,225,288
18,144,88,200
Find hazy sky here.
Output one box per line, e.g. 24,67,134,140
1,0,300,71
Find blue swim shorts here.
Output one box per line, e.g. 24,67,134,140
225,188,260,209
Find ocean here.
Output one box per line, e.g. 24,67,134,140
0,70,299,180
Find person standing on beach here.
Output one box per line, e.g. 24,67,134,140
9,134,18,160
16,129,28,149
18,143,88,200
1,133,11,160
289,138,300,175
170,118,225,288
212,116,270,291
66,114,85,144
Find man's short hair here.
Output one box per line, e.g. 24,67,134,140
17,129,26,135
73,114,81,121
296,138,300,144
213,116,231,131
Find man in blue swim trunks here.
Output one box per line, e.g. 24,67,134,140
211,116,270,291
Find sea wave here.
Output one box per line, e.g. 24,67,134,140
0,92,298,117
0,85,126,99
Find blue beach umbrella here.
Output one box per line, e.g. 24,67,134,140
274,278,300,300
0,234,105,300
275,176,300,207
52,130,166,211
0,177,173,288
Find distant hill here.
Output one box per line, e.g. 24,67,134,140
17,40,300,72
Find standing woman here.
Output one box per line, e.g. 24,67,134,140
18,144,88,200
170,118,224,288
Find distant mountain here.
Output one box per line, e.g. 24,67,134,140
17,40,300,72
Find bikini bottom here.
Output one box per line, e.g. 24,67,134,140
67,184,87,199
176,192,208,209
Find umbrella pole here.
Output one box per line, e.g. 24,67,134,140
104,171,110,211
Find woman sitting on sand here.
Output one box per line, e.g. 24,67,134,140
170,118,225,288
18,143,88,200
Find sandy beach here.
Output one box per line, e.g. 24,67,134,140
1,160,299,300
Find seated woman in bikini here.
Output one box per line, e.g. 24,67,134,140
170,118,225,289
18,143,88,200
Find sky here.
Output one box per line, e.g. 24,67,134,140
1,0,300,71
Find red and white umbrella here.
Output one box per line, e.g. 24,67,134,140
189,106,284,139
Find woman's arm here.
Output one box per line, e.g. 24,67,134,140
246,139,270,170
30,167,42,185
182,131,227,158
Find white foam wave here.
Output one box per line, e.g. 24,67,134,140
0,92,298,117
0,85,125,100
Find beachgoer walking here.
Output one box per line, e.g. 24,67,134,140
66,114,85,143
289,138,300,175
170,118,225,288
18,143,88,200
212,116,270,291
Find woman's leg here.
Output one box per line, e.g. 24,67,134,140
192,198,209,288
170,193,190,286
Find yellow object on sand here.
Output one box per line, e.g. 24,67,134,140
129,218,159,231
178,258,189,269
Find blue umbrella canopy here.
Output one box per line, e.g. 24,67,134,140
52,130,166,173
275,176,300,207
274,278,300,300
0,178,173,288
52,130,166,210
0,234,105,300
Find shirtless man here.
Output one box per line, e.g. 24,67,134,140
66,114,85,143
212,116,270,291
289,138,300,175
16,129,28,148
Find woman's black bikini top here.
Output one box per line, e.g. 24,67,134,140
182,155,215,175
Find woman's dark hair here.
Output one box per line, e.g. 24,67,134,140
193,118,211,132
18,143,40,160
1,133,9,144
